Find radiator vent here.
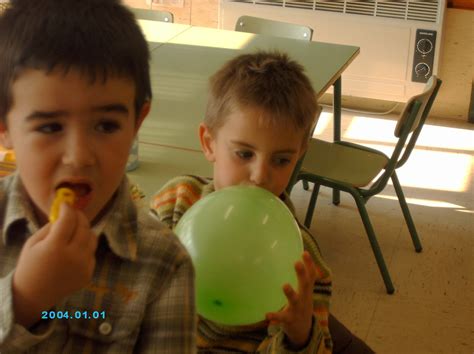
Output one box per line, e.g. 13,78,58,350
376,2,407,20
314,1,345,13
232,0,441,23
346,1,375,17
407,1,439,22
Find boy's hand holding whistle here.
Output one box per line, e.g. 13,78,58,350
12,188,98,327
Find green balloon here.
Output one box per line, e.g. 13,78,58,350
175,185,303,325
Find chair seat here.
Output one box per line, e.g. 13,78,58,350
301,139,389,187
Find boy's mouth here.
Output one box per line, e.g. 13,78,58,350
56,182,92,210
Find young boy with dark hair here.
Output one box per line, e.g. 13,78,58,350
0,0,196,352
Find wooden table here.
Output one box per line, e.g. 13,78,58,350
140,25,359,151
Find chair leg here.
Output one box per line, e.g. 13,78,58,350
352,193,395,294
304,184,321,228
332,189,340,205
286,177,299,195
303,180,309,191
391,172,422,252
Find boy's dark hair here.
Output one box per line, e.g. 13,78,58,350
0,0,151,124
205,51,318,141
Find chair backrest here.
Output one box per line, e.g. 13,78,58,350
393,76,441,168
394,75,437,139
369,76,442,194
130,8,174,23
235,15,313,41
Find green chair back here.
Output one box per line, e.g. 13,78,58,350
394,76,440,168
130,8,174,23
235,15,313,41
369,76,441,196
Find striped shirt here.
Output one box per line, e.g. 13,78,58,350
150,175,333,354
0,173,196,353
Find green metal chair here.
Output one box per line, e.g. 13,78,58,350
235,15,313,41
130,7,174,23
291,76,442,294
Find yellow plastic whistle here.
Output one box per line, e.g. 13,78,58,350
49,187,76,223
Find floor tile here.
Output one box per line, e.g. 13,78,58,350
366,296,473,353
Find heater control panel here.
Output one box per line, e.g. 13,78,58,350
412,29,437,83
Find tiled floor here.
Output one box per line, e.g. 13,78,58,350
288,108,474,353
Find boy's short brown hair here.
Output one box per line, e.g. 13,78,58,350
0,0,151,124
205,51,318,140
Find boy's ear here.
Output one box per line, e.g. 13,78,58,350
135,101,151,133
0,122,12,149
199,123,216,162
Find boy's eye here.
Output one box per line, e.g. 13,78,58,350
36,123,62,134
236,151,254,160
274,157,291,166
96,120,121,133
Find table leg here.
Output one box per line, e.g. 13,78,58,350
332,77,341,205
333,77,342,142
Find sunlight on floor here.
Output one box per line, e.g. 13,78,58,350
344,116,398,144
374,194,469,209
314,114,474,193
415,124,474,151
313,111,333,136
363,144,472,192
344,116,474,152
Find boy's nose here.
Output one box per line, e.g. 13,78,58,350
250,161,270,187
62,132,96,167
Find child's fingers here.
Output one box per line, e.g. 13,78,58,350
265,310,286,325
302,251,318,283
295,260,313,296
283,283,299,307
49,202,77,244
71,212,96,254
265,312,278,325
25,223,51,247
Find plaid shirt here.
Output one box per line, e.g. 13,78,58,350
0,173,196,353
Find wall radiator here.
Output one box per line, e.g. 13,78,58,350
220,0,446,102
